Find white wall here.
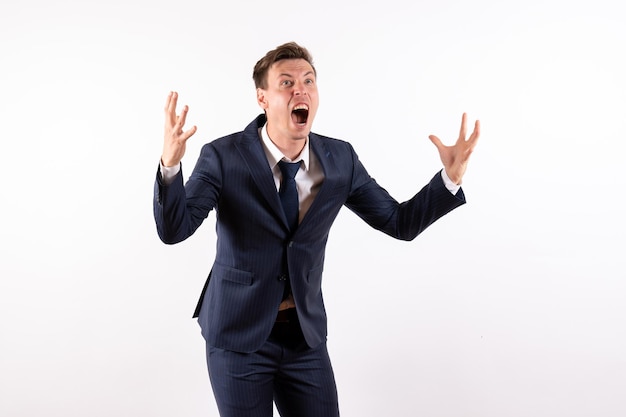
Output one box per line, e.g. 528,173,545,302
1,1,624,416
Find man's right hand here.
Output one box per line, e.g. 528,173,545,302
162,91,197,167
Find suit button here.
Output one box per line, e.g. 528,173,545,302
288,241,294,248
278,274,287,281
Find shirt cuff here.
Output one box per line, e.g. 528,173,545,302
160,161,181,185
441,169,460,195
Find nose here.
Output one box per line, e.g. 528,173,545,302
293,81,307,96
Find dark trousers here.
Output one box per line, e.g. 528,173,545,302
206,310,340,417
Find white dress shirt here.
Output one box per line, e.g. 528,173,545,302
258,124,325,224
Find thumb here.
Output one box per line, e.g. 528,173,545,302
428,134,444,149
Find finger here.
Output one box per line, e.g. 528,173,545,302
165,91,179,126
176,104,190,131
460,120,480,156
428,134,444,150
467,120,481,145
458,112,468,142
180,125,197,142
164,91,174,111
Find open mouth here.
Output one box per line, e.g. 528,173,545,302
291,105,309,125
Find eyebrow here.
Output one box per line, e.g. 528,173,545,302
277,71,315,78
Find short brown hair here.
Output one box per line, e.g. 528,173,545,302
252,42,316,89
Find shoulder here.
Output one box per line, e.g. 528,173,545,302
309,132,359,165
310,131,354,151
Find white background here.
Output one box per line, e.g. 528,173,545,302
1,0,625,416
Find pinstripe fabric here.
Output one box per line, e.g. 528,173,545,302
154,114,466,354
207,338,339,417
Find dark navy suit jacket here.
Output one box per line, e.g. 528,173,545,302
154,114,465,353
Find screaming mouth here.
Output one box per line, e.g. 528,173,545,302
292,105,309,125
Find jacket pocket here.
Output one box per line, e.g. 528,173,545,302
214,263,254,286
307,264,324,285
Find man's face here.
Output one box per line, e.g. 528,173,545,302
257,58,319,145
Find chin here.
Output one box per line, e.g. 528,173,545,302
290,122,311,137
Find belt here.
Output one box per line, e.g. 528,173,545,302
275,307,296,323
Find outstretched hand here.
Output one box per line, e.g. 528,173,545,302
162,91,197,167
428,113,480,185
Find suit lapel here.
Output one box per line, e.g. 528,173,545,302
233,117,346,233
298,134,340,230
235,115,288,228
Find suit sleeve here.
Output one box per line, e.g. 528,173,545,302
153,143,222,244
344,144,465,241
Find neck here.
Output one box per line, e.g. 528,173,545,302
266,126,306,160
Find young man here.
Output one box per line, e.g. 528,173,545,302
154,42,480,417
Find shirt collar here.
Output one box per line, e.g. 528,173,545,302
260,123,310,171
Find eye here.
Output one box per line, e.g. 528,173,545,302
281,80,293,87
305,78,315,85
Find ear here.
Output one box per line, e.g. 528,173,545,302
256,88,268,110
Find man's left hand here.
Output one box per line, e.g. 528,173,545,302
429,113,480,185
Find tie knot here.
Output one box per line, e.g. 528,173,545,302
278,160,300,180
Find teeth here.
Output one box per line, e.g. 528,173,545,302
293,104,309,111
